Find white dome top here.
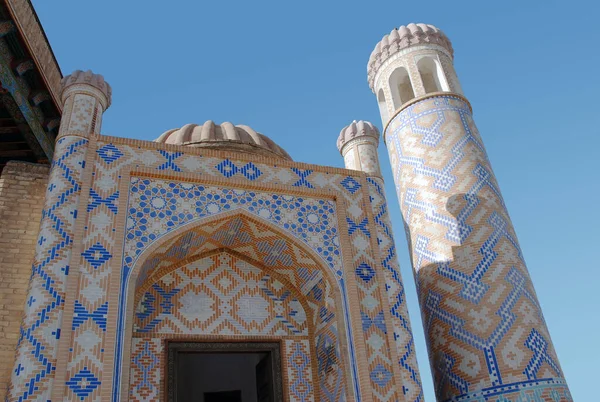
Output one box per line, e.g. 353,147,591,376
155,121,292,160
368,23,453,90
337,120,379,153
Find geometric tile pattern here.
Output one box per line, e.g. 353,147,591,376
285,339,316,402
8,134,400,401
129,216,345,401
385,94,571,401
120,175,392,400
67,94,95,133
343,176,400,401
129,338,162,402
126,178,341,282
128,253,318,401
367,177,424,402
8,135,89,402
134,253,310,336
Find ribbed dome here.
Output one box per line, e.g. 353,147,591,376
368,23,453,90
60,70,112,107
337,120,379,153
155,121,292,160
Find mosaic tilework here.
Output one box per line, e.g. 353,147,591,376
131,214,345,401
129,253,317,402
367,177,424,402
357,143,380,176
384,94,570,401
8,135,88,401
134,253,309,336
342,179,399,402
117,176,365,401
52,137,401,402
285,338,316,402
68,94,96,133
129,338,162,402
125,178,341,284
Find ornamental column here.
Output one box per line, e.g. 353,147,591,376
367,24,571,401
337,120,424,402
8,70,111,401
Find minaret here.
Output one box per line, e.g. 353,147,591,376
337,120,424,402
59,69,112,136
8,70,111,401
367,24,571,401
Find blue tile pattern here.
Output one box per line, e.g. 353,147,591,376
385,95,570,401
114,176,366,401
72,301,108,331
66,367,101,400
36,137,401,402
9,136,89,401
367,177,424,402
97,144,123,165
81,242,112,269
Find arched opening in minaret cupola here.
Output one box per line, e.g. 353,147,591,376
389,67,415,110
377,89,389,122
417,56,449,94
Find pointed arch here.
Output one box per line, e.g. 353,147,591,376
119,209,350,402
127,209,341,296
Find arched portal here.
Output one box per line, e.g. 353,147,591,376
121,211,350,402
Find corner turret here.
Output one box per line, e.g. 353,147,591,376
59,70,112,136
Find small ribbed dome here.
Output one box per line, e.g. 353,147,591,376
60,70,112,107
368,23,453,90
337,120,379,153
155,121,292,160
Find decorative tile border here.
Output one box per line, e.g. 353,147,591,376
367,177,424,402
8,135,89,401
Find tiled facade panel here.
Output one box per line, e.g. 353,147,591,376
8,135,88,402
43,137,400,402
121,210,347,401
285,338,316,402
385,95,570,401
134,253,310,337
0,162,49,401
67,94,96,133
367,177,423,402
129,338,162,402
128,253,316,401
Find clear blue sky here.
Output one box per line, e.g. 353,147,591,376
33,0,598,399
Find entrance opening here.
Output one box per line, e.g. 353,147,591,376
167,342,283,402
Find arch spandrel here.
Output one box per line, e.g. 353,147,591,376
130,209,340,298
124,178,343,283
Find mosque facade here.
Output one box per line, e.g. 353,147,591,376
0,2,571,401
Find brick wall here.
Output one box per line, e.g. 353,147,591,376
0,161,49,399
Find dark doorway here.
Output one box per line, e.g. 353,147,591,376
205,390,242,402
167,342,282,402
